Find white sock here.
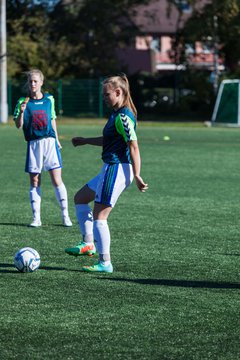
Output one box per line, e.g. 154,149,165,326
29,186,41,220
54,183,69,218
75,204,93,243
93,219,111,263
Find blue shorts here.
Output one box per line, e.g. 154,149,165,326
87,163,133,207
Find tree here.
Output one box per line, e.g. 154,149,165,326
7,0,55,77
7,0,151,78
48,0,152,77
180,0,240,73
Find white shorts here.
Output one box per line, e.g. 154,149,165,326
25,137,62,173
87,163,134,207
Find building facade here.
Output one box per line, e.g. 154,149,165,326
117,0,223,74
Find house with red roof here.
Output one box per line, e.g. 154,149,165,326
117,0,224,74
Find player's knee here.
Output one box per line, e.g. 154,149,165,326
74,190,84,204
74,192,79,204
30,175,40,188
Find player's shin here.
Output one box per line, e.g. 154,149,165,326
75,204,94,243
54,183,72,226
93,219,111,265
29,186,41,221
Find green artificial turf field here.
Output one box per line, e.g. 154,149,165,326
0,120,240,360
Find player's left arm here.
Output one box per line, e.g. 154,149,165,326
129,140,148,192
115,113,148,192
49,95,62,149
51,118,62,149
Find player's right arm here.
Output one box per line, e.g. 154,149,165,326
13,97,29,129
72,136,103,147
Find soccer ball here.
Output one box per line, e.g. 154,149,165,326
14,247,41,273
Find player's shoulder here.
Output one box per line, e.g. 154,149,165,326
43,93,56,108
17,97,27,104
44,92,54,100
14,97,27,111
117,107,136,124
119,106,133,117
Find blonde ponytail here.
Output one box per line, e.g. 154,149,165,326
103,74,137,118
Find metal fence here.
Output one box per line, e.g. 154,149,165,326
8,78,105,118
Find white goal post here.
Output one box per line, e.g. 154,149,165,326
211,79,240,126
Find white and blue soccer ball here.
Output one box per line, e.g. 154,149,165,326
14,247,40,273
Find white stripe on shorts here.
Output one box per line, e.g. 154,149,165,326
87,163,134,207
25,137,62,173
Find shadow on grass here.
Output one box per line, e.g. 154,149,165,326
99,277,240,289
224,253,240,257
0,222,73,228
0,263,17,273
0,222,30,227
0,263,80,273
39,266,79,271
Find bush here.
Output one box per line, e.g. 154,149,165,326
129,70,216,120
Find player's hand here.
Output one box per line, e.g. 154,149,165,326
134,175,148,192
57,139,62,150
20,102,27,114
72,137,86,147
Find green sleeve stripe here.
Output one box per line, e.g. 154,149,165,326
115,113,137,142
47,95,56,120
13,97,26,120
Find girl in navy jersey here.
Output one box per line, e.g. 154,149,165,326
13,69,72,228
65,73,148,273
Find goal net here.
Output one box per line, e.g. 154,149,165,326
211,79,240,126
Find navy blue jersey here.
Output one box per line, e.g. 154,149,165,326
102,107,137,164
13,93,56,142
